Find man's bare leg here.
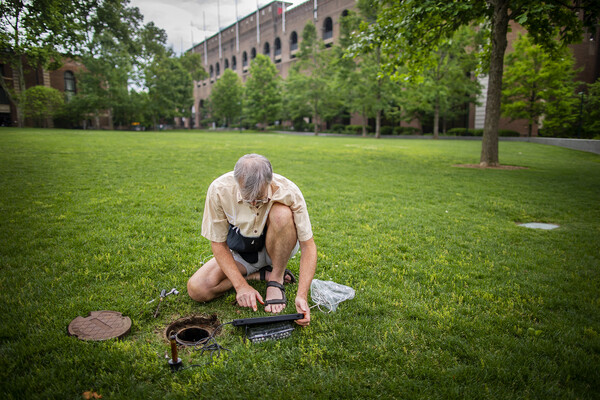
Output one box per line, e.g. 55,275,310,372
264,203,297,313
187,257,247,302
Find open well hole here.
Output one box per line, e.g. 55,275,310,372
177,327,209,345
165,314,220,346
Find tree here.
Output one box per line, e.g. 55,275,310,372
581,80,600,138
145,54,195,130
76,0,147,129
210,69,243,127
341,0,399,138
502,34,579,137
404,26,483,138
244,54,282,129
283,68,313,131
285,22,341,135
21,86,64,127
0,0,93,127
334,10,375,136
358,0,600,165
337,50,392,137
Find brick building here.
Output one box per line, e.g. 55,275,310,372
189,0,355,129
0,58,96,127
190,0,599,136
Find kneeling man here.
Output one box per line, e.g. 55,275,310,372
187,154,317,326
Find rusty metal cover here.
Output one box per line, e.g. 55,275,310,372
68,310,132,341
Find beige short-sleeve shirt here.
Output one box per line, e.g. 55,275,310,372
201,172,313,243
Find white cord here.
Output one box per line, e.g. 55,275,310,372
310,289,336,313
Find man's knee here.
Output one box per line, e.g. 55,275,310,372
187,276,213,302
268,203,293,230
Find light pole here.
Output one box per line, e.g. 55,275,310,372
577,91,584,138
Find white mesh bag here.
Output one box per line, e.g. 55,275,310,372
310,279,355,312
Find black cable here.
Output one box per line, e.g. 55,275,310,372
176,322,233,371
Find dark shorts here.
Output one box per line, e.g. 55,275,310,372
226,224,299,275
232,241,299,275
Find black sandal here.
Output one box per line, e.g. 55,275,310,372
264,281,286,307
258,266,296,284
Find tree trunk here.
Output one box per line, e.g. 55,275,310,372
375,46,382,139
480,0,510,167
362,107,367,137
313,111,318,135
0,72,18,127
108,108,114,130
433,97,440,139
16,58,26,128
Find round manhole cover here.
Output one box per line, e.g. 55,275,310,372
68,310,132,341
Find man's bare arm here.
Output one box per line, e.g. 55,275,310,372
211,241,263,311
295,237,317,326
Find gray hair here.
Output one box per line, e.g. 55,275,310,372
234,154,273,200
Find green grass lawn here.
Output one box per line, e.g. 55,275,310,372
0,128,599,399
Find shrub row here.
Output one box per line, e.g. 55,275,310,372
330,125,422,135
446,128,521,137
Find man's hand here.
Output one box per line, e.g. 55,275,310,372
235,284,264,311
295,297,311,326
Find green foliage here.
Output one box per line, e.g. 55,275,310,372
145,55,194,128
0,129,599,398
284,22,341,135
210,69,243,127
378,126,391,136
401,26,483,138
502,34,579,137
448,128,483,136
345,124,365,135
179,52,207,82
339,3,399,138
329,124,346,133
244,54,282,128
447,128,520,137
358,0,600,163
75,0,148,129
21,86,64,127
581,80,600,138
394,126,421,135
0,0,94,126
72,0,194,130
369,0,599,77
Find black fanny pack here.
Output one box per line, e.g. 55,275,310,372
226,224,266,264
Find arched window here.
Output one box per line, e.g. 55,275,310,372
263,42,270,56
209,65,214,78
224,58,229,69
274,37,282,56
290,31,298,51
199,99,205,119
64,71,76,101
341,9,349,18
64,71,76,93
232,55,237,70
216,62,220,76
323,17,333,40
251,47,256,59
0,86,8,105
242,52,248,67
